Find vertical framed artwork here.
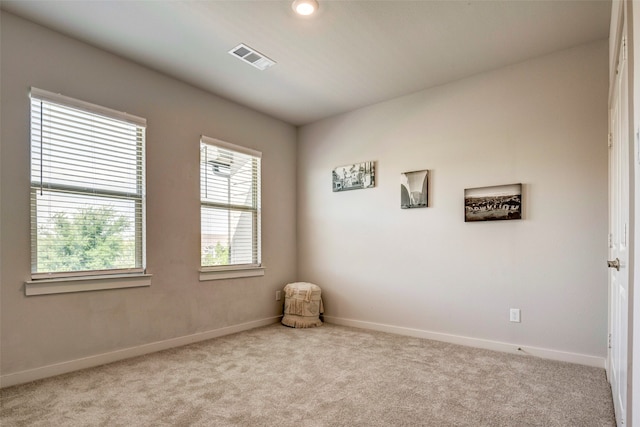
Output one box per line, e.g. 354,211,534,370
332,161,375,192
401,170,429,208
464,183,522,222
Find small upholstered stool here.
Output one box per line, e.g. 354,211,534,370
281,282,324,328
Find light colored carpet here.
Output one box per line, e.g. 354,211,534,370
1,323,615,426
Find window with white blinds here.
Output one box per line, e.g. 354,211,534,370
29,88,146,279
200,136,261,269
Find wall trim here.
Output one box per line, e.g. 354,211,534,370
0,316,281,389
25,274,152,296
2,314,605,389
323,316,605,369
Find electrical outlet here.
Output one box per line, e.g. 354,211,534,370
510,308,521,323
276,290,282,301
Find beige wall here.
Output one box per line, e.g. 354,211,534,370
297,40,609,358
0,9,610,381
0,12,297,375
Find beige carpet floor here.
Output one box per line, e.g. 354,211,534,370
1,323,615,426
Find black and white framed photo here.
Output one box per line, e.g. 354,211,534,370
464,183,522,222
332,161,375,192
401,170,429,209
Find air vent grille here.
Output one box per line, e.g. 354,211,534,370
229,44,276,71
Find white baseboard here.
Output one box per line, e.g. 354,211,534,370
323,315,605,369
1,316,281,388
2,315,605,388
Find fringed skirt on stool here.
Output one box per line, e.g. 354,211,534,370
281,282,324,328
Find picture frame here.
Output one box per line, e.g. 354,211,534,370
464,183,522,222
332,161,375,192
401,170,429,209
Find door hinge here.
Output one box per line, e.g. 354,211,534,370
609,333,612,349
609,233,613,249
623,36,628,62
609,133,613,148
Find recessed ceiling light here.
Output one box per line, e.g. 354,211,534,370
292,0,318,16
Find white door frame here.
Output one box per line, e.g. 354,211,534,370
612,1,639,426
609,9,630,422
629,0,640,425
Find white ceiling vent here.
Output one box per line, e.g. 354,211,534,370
229,44,276,71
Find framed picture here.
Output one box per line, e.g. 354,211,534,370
464,183,522,222
401,170,429,208
332,161,375,192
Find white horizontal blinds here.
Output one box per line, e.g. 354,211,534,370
30,88,146,278
200,136,261,268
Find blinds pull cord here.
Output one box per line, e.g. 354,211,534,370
40,100,43,196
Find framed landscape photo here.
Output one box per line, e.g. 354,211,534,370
401,170,429,209
332,161,375,192
464,183,522,222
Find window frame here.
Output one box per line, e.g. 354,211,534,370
199,135,263,280
27,88,148,289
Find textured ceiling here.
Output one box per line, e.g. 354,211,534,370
1,0,611,125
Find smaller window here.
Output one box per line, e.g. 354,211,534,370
200,136,261,269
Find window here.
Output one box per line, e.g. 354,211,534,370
200,136,261,270
29,88,146,279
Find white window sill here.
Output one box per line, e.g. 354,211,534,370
25,273,152,296
199,266,265,281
